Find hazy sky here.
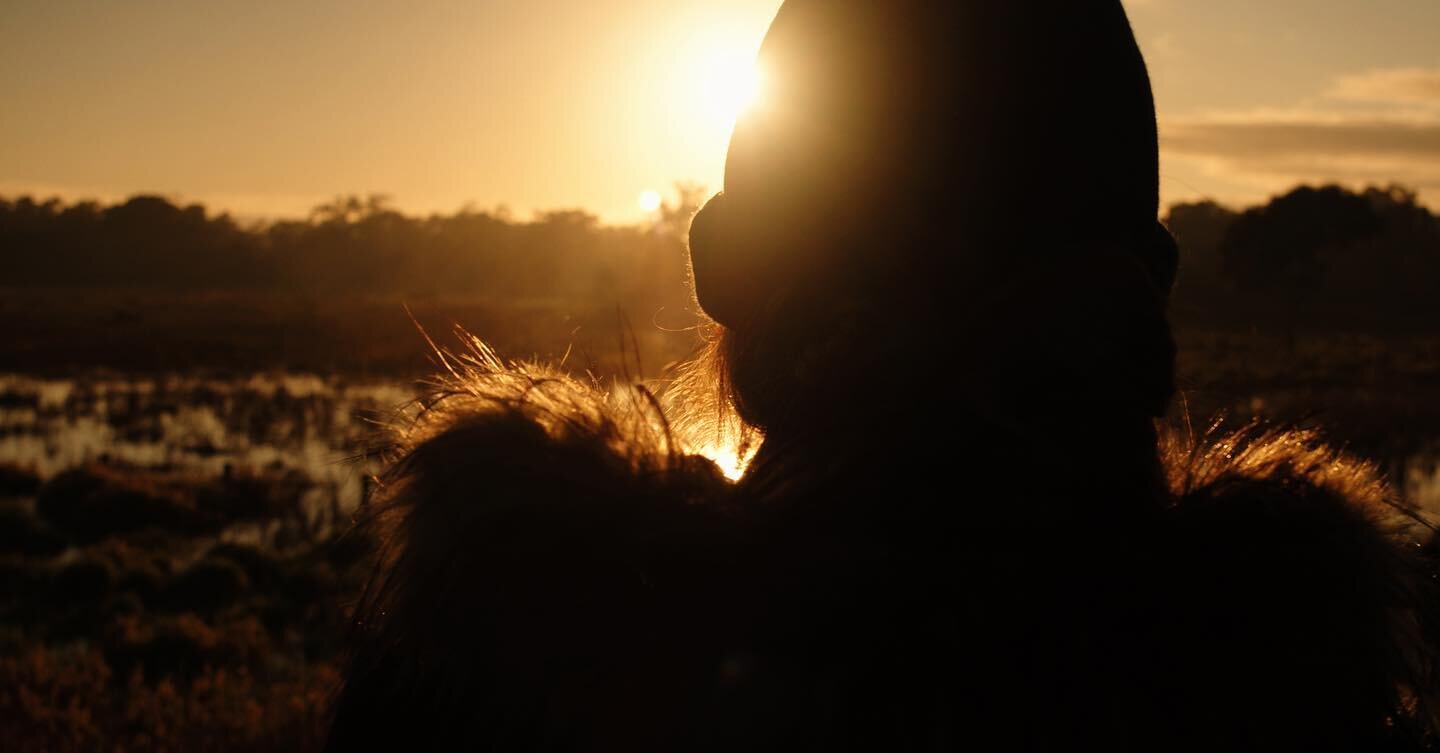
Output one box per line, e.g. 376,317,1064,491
2,0,1437,221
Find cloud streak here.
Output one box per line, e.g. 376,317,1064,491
1329,68,1440,108
1164,116,1440,164
1159,68,1440,203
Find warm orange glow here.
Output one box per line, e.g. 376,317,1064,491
638,189,663,212
690,49,764,128
697,442,750,482
668,30,767,143
4,2,1439,219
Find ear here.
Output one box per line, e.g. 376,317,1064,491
1148,220,1180,297
687,192,760,329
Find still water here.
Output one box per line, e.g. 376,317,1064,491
2,373,1438,515
0,373,413,514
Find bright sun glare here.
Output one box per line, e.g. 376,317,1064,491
697,49,764,125
695,439,754,482
678,41,765,135
640,39,763,215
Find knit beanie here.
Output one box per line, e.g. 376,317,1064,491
689,0,1178,330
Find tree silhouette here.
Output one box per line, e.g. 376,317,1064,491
656,181,709,239
1,184,1433,336
1220,186,1381,293
1164,199,1238,289
1219,186,1386,341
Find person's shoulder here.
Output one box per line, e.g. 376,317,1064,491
1161,425,1422,590
1156,426,1438,749
327,347,739,750
371,349,734,553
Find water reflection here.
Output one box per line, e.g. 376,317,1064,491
2,373,1438,520
0,373,416,514
1403,445,1440,511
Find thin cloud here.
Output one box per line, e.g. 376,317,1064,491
1164,115,1440,163
1159,70,1440,204
1161,113,1440,200
1329,68,1440,108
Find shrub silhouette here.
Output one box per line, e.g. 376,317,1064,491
36,467,224,542
0,645,338,753
115,561,167,607
198,470,312,524
207,543,286,593
51,555,116,604
0,506,66,557
0,558,45,611
1221,185,1382,293
0,464,40,498
105,613,221,682
166,557,250,614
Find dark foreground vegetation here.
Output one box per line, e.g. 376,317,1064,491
1,182,1438,750
0,373,393,752
1,461,363,752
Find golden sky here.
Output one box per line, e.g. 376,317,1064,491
1,0,1437,221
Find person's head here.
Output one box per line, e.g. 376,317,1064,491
683,0,1178,442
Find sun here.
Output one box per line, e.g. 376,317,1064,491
638,189,663,213
683,43,765,131
697,49,763,124
637,14,770,210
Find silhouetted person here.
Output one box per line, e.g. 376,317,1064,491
327,2,1439,751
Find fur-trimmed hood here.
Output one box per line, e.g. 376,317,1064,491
327,350,1438,752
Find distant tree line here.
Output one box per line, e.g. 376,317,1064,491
1165,185,1439,332
2,183,1437,332
0,188,705,309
